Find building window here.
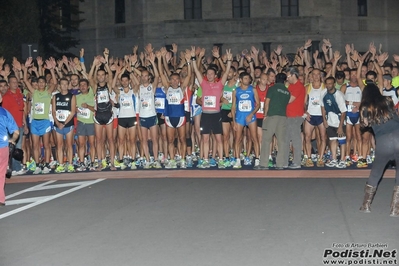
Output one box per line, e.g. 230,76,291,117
233,0,250,18
358,0,367,16
115,0,125,24
281,0,298,17
184,0,202,19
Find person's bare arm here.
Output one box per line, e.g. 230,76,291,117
181,50,192,88
220,49,233,85
191,46,203,85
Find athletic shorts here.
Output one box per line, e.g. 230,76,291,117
55,125,74,136
256,118,263,128
165,116,186,128
235,114,256,127
140,116,158,129
347,114,360,125
30,119,52,136
200,112,222,135
118,117,137,128
94,111,113,125
221,109,232,123
192,106,202,117
185,111,192,124
157,113,165,126
327,125,346,140
307,115,323,126
76,121,95,136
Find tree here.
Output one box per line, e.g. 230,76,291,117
0,0,41,61
37,0,84,58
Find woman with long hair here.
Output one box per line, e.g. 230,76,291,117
359,83,399,216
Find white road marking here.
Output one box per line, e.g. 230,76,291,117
6,180,56,200
0,179,105,220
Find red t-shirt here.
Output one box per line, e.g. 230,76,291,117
286,81,306,118
2,88,24,127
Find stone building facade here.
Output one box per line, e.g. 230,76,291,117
76,0,399,60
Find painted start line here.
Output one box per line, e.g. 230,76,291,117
0,179,105,220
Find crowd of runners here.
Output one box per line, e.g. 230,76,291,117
1,38,398,175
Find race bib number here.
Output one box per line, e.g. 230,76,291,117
238,100,252,112
141,98,151,109
310,96,321,106
257,101,264,114
34,102,45,115
56,110,70,122
120,97,132,109
97,90,109,104
77,107,90,119
223,91,233,103
155,98,165,109
204,96,216,108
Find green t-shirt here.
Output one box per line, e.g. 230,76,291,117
266,83,291,117
197,87,202,98
76,88,95,124
32,89,52,120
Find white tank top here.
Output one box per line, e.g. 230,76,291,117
118,88,136,118
307,86,326,116
139,84,156,118
345,84,362,112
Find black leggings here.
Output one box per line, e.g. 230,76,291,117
368,130,399,186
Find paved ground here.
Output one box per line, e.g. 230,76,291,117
0,172,398,266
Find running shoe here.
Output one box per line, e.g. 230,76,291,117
243,157,252,166
218,159,225,169
55,164,65,173
209,158,217,167
67,164,75,173
233,159,242,169
326,159,338,168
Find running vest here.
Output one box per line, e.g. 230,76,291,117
307,84,326,116
54,92,73,127
344,83,362,115
155,87,166,114
235,85,255,117
256,83,272,119
139,84,156,118
222,80,238,110
165,86,185,117
32,89,51,120
118,88,136,118
96,84,112,113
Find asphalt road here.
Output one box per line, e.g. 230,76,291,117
0,177,398,266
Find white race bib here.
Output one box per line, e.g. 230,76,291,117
120,97,132,109
141,97,151,109
34,102,45,115
56,110,70,122
223,91,233,103
257,101,264,114
238,100,252,112
97,90,109,104
204,96,216,108
155,98,165,109
77,107,90,119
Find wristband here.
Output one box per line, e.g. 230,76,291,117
80,57,84,63
191,56,196,61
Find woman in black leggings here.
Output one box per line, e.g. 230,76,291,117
359,83,399,216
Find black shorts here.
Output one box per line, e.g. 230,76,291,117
185,111,192,124
327,125,346,140
94,111,113,125
157,113,165,126
221,109,232,123
200,112,222,135
118,117,137,128
256,118,263,128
